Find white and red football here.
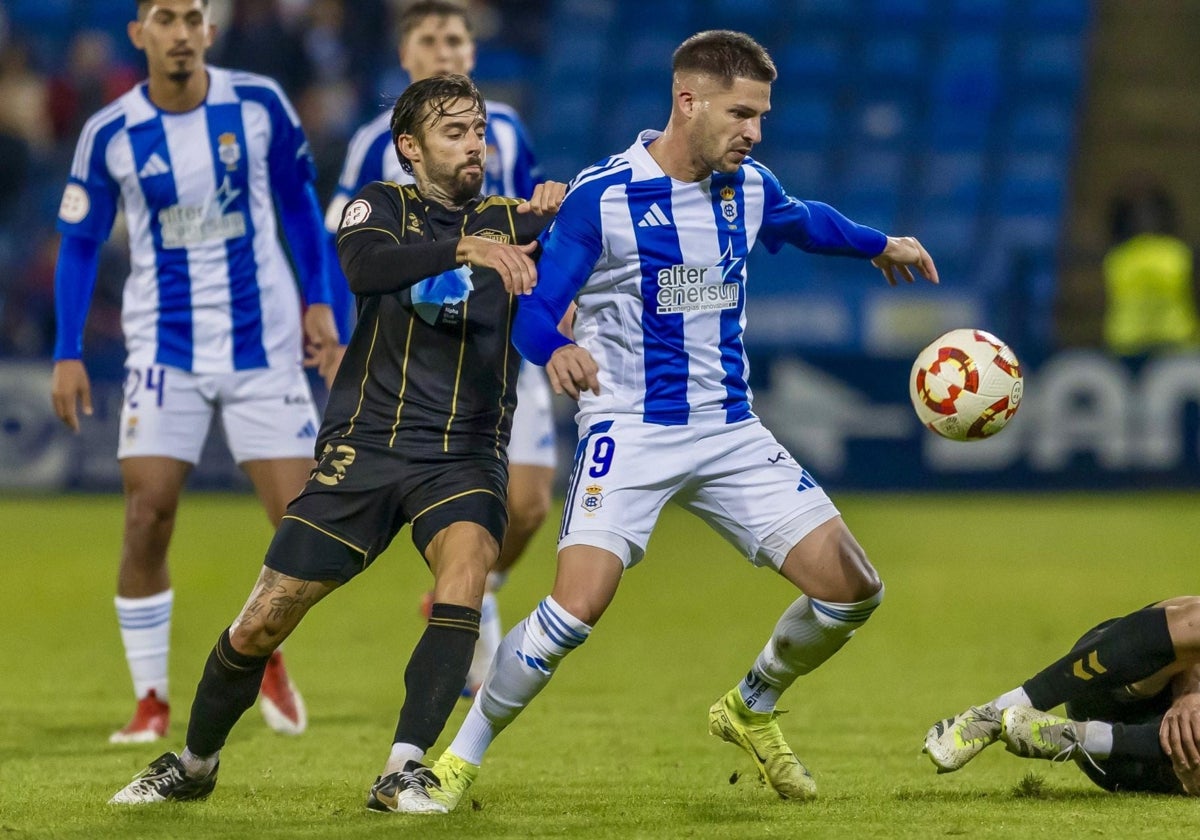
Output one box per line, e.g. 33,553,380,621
909,328,1023,441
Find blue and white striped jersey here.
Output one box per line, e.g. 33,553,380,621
515,130,888,427
56,67,323,373
324,99,542,232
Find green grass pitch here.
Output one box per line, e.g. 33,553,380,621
1,491,1197,838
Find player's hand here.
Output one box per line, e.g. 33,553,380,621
458,236,539,295
871,235,939,286
516,181,568,216
50,359,93,433
546,343,600,399
303,303,342,388
1162,693,1200,771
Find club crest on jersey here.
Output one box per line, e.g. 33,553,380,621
124,416,138,441
217,132,241,171
486,143,500,177
406,212,423,234
341,199,371,229
474,228,511,244
719,185,738,224
580,484,604,513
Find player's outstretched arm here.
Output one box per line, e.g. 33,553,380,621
546,344,600,399
51,359,93,433
871,235,939,286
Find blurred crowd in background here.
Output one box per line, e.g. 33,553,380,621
0,0,547,366
0,0,1196,370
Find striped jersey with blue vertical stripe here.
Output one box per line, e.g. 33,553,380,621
541,130,767,426
57,67,312,373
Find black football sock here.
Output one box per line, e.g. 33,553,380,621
393,603,480,751
1023,607,1175,710
186,628,271,757
1109,722,1167,762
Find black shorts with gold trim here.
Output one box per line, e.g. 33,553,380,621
263,437,508,583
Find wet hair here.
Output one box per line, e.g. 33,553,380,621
390,73,486,174
672,30,777,86
398,0,473,41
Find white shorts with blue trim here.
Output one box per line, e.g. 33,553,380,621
557,415,839,569
116,364,319,465
507,362,557,469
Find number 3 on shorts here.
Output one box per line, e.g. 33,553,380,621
587,435,616,478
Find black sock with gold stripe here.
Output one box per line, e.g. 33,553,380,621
1022,607,1175,710
394,603,481,750
186,628,271,757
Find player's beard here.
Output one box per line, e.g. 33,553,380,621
446,162,483,205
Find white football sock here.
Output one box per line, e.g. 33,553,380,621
993,687,1033,710
1079,720,1114,758
739,588,884,713
384,742,425,775
467,591,502,690
449,596,591,765
115,589,173,701
180,747,218,777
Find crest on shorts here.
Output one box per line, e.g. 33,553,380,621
580,484,604,513
475,228,511,244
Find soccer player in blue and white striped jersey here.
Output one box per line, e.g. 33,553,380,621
430,30,939,808
326,0,557,697
49,0,338,745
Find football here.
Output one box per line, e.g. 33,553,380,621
909,328,1023,441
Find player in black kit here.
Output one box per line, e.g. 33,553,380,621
109,74,567,814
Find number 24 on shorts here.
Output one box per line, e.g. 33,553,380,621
124,366,166,409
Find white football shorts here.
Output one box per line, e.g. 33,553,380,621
558,416,839,569
117,364,319,464
507,361,557,469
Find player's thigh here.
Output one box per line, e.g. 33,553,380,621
680,420,841,570
424,520,501,609
270,439,411,583
241,457,315,526
508,362,557,470
558,419,688,567
407,454,510,559
117,364,214,463
218,366,320,463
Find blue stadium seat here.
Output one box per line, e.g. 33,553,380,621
767,94,838,148
1005,102,1076,155
842,149,908,194
763,151,831,200
912,211,979,269
789,0,865,27
1025,0,1091,33
922,151,985,205
852,95,920,149
948,0,1009,29
868,0,932,26
859,34,926,86
1013,33,1086,94
775,35,847,84
927,34,1001,150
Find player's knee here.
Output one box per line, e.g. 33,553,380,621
227,616,285,658
123,489,179,532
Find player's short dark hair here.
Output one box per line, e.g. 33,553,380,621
397,0,473,41
136,0,209,12
390,73,486,175
672,30,777,86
